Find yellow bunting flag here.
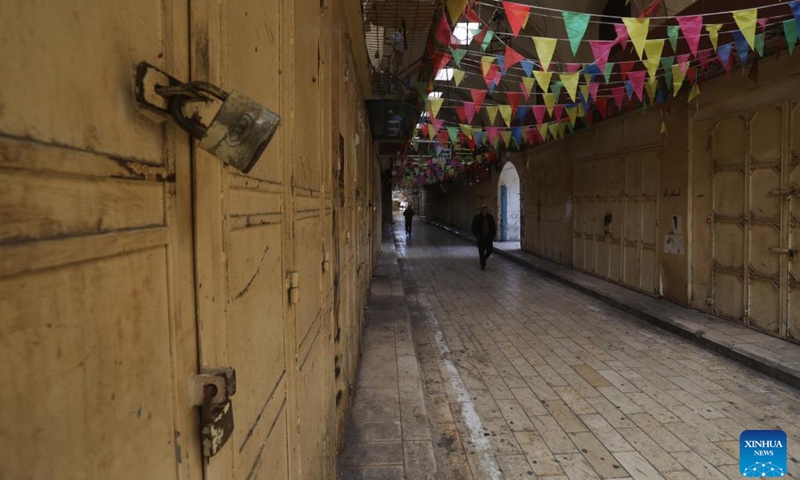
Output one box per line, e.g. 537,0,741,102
429,97,444,118
548,123,559,140
643,58,660,80
566,106,578,126
446,0,467,22
500,130,512,147
486,105,499,124
560,72,580,102
579,85,590,103
481,56,495,77
733,9,757,50
454,69,466,86
533,70,553,93
644,39,664,63
533,36,558,71
672,63,687,93
499,105,513,127
428,124,437,140
660,122,667,134
543,92,556,116
522,76,535,95
623,17,650,59
460,124,473,139
558,122,567,138
688,83,701,102
526,158,531,170
646,76,658,103
577,103,586,118
706,24,723,51
538,123,549,141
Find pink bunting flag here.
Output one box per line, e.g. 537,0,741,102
676,54,691,73
676,16,702,58
432,118,445,132
483,64,500,87
595,98,609,118
435,15,452,45
486,126,499,144
589,40,615,71
758,17,769,31
698,48,713,71
589,82,600,101
525,128,537,146
491,69,503,86
553,104,564,122
455,106,467,124
506,92,522,112
614,23,630,49
502,2,531,37
471,89,487,111
566,63,583,73
504,45,525,69
532,105,547,125
520,82,531,100
611,87,626,111
628,70,646,101
464,102,476,123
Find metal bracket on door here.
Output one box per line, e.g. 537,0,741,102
769,185,800,200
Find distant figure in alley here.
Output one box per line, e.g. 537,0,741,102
403,206,415,236
471,205,496,270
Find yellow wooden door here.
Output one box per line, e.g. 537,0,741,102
0,1,203,479
789,102,800,340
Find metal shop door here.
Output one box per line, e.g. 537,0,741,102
573,152,659,295
708,100,800,341
0,2,204,479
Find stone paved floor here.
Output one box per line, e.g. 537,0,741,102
341,217,800,479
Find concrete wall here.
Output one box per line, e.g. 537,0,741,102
498,162,522,241
0,1,378,479
423,52,800,341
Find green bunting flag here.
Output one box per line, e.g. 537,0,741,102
562,11,591,56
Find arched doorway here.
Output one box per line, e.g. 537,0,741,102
498,162,521,242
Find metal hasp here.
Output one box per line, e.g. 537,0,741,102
189,367,237,458
134,61,280,174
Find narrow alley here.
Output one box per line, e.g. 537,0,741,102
340,216,800,479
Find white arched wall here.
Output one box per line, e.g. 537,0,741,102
497,162,521,241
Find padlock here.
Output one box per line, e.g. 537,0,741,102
159,80,280,174
200,384,235,458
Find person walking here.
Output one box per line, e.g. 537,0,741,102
403,205,415,236
471,205,496,270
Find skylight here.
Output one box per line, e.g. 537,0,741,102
453,22,480,45
435,68,454,81
428,91,443,99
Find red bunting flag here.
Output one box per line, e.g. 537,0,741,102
435,15,451,45
464,102,476,123
553,104,564,121
698,48,713,70
506,92,522,112
432,52,452,73
471,89,487,111
532,105,547,124
520,82,531,100
595,98,609,118
465,4,481,23
611,87,626,111
504,45,525,69
455,106,467,124
502,2,531,37
619,61,636,81
637,0,662,18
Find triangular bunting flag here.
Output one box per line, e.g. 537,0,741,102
521,59,535,77
566,106,578,126
533,70,553,93
562,11,591,56
500,130,512,147
504,45,524,69
451,48,467,66
454,69,466,86
464,102,476,123
435,15,451,45
460,124,473,139
589,82,600,101
532,105,546,125
471,89,487,111
732,30,750,66
643,58,660,80
645,76,658,103
511,127,523,148
667,25,680,52
455,106,467,124
611,87,626,111
596,98,609,118
672,62,687,93
522,77,535,96
506,92,522,112
614,23,630,49
486,126,499,144
755,33,765,57
520,82,531,101
446,126,460,144
432,52,452,73
473,130,485,145
623,17,650,59
628,70,646,102
553,104,565,122
427,123,437,140
644,39,664,63
661,56,674,85
732,8,757,51
486,105,499,124
677,16,702,58
688,83,701,102
543,92,556,116
503,1,531,37
604,63,614,83
717,43,733,72
590,40,615,72
481,56,495,79
791,1,800,26
785,19,798,55
481,30,495,51
706,24,723,51
446,0,467,22
499,105,513,127
533,37,558,71
429,97,444,118
516,105,528,121
548,123,560,140
560,72,580,102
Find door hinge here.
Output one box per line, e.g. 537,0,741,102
323,251,331,272
189,368,237,458
288,271,300,304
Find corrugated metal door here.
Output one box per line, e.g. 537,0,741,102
0,1,203,479
709,100,800,342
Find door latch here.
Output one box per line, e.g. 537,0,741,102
769,247,799,259
189,368,236,458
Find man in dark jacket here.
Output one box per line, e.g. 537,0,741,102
471,205,496,270
403,206,415,236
